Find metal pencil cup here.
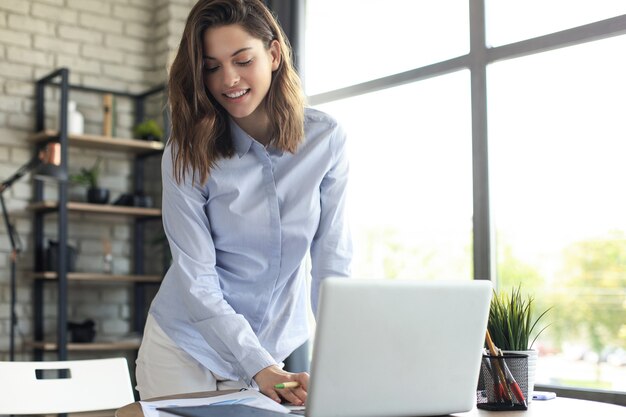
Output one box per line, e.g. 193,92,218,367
477,353,529,411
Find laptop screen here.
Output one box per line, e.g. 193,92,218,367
306,278,492,417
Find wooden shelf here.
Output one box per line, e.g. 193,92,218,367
43,411,116,417
27,130,164,154
28,340,141,352
29,201,162,217
33,271,162,283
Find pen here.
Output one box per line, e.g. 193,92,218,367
483,355,505,402
274,381,300,389
497,347,528,408
485,331,513,403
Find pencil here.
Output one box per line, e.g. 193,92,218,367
497,347,528,408
485,330,513,403
274,381,300,389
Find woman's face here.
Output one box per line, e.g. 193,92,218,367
203,24,280,126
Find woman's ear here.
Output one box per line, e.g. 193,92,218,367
269,39,281,71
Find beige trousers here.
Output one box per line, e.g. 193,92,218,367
135,314,249,400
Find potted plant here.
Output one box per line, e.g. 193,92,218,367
132,119,163,141
488,285,551,399
69,158,109,204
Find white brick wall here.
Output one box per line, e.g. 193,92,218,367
0,28,31,47
0,1,30,15
8,14,57,36
0,0,196,361
32,3,78,25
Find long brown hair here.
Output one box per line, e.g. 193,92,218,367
168,0,305,185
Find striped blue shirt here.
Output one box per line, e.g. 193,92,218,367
149,108,352,384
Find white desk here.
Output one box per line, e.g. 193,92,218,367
454,397,625,416
116,391,626,417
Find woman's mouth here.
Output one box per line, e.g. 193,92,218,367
224,89,250,99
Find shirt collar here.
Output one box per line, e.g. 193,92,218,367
229,118,254,158
228,117,284,158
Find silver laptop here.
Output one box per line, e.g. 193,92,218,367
305,278,492,417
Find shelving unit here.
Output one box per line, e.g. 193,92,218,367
28,201,162,217
30,68,167,361
32,272,162,283
27,341,142,352
28,130,165,153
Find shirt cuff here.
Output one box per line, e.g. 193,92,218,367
238,348,278,385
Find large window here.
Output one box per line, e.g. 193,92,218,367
316,72,473,280
485,0,626,46
305,0,626,397
489,35,626,391
304,0,468,95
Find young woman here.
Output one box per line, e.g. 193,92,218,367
135,0,352,405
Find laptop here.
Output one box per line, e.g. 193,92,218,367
304,278,492,417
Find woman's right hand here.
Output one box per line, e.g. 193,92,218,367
253,365,309,406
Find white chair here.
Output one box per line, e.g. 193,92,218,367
0,357,135,414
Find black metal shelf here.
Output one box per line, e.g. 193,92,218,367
33,271,162,283
28,130,164,155
32,68,167,362
27,340,142,352
29,201,162,218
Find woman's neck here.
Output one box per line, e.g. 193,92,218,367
233,109,272,146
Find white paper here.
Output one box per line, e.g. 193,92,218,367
140,390,290,417
284,405,306,412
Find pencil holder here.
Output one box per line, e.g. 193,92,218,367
477,353,528,411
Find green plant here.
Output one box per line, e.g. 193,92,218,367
133,119,163,141
69,158,102,188
488,285,551,351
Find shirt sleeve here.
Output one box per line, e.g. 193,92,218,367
160,145,277,384
310,123,353,316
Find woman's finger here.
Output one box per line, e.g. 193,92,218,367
276,387,305,406
291,386,307,404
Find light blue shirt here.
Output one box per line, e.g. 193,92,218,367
150,108,352,384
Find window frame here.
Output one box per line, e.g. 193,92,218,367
304,0,626,404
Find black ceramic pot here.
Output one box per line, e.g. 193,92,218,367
46,239,77,272
68,319,96,343
87,187,110,204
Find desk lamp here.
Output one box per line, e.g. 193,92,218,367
0,142,64,360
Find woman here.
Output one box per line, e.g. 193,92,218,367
136,0,352,405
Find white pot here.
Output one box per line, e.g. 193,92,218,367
68,101,84,134
504,349,538,403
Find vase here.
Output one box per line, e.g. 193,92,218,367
87,187,109,204
504,349,538,402
68,100,84,134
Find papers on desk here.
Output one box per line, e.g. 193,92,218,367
140,389,290,417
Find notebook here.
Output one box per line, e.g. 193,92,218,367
305,278,492,417
160,404,286,417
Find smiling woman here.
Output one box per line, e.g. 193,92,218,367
135,0,352,406
167,0,305,187
202,24,280,138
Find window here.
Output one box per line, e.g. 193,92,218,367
486,0,626,47
304,0,468,95
316,71,473,280
489,35,626,391
305,0,626,399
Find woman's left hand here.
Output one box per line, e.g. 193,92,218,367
253,365,309,406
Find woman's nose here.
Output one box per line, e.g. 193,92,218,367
223,65,240,86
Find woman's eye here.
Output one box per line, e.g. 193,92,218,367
205,66,219,73
237,59,253,66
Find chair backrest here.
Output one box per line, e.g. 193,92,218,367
0,357,135,414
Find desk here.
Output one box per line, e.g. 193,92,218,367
116,391,626,417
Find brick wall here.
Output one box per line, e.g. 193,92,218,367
0,0,195,361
